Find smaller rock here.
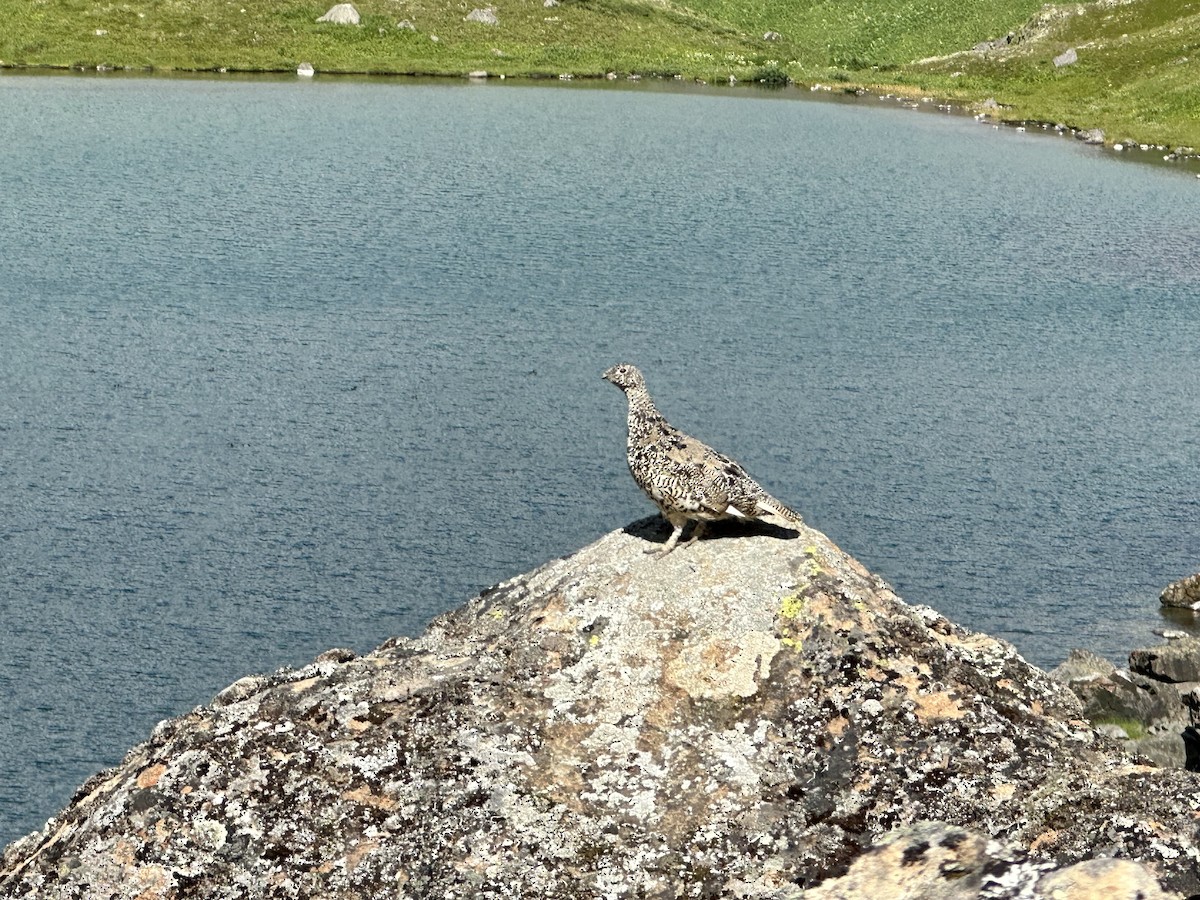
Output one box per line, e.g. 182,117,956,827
980,97,999,110
396,19,415,29
467,70,488,79
1128,729,1188,768
805,821,1176,899
465,7,497,24
1160,572,1200,608
1154,628,1192,639
763,30,781,41
1131,636,1200,683
1051,648,1115,683
316,2,360,24
1036,856,1175,899
803,821,1045,899
1094,723,1130,741
544,0,559,6
296,62,315,77
213,674,271,706
1053,47,1078,67
1053,650,1180,729
1077,127,1105,145
315,647,357,663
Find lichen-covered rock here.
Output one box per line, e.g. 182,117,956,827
3,518,1198,897
1036,856,1179,899
799,821,1039,899
797,821,1177,900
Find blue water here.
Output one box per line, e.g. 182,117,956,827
2,72,1199,848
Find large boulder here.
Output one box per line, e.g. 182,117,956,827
2,518,1198,897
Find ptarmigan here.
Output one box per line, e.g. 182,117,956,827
602,363,804,557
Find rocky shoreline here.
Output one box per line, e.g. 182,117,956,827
3,516,1198,898
3,62,1199,175
1048,572,1200,772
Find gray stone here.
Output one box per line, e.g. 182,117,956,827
1054,47,1078,67
1052,649,1181,728
1050,647,1116,683
1,520,1195,897
295,61,315,77
1130,636,1200,683
1078,127,1106,145
1094,723,1131,740
1129,729,1188,768
1081,669,1180,725
465,7,497,24
316,2,359,24
763,30,781,41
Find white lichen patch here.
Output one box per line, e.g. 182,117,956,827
664,631,780,700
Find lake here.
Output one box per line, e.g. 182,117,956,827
1,72,1198,848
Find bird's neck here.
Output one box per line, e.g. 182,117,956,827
624,386,663,441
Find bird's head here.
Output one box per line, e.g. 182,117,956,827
602,363,645,393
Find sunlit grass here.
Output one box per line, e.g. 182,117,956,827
911,0,1200,147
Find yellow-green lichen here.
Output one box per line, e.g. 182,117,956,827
778,591,808,652
779,592,806,620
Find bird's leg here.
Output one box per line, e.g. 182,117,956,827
648,520,686,557
681,521,707,550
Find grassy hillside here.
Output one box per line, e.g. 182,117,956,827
911,0,1200,147
2,0,1198,148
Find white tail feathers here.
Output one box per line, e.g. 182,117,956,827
757,496,804,526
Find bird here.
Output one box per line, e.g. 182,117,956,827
602,363,804,557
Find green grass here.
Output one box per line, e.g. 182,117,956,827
2,0,1199,148
1091,716,1147,740
910,0,1200,147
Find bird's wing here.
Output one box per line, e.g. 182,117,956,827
641,428,732,517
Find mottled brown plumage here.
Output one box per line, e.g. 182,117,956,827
603,363,804,557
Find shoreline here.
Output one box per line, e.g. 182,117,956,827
5,61,1199,176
